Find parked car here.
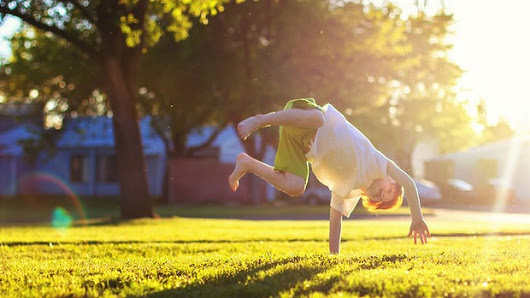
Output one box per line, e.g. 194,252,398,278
441,178,475,203
475,178,516,207
413,179,442,206
302,178,443,207
300,185,330,205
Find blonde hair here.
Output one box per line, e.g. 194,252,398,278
361,183,404,212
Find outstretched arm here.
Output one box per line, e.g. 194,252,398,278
387,161,431,244
237,108,324,140
329,205,342,254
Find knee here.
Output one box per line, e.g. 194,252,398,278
287,182,306,197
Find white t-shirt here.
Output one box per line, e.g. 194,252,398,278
305,104,389,217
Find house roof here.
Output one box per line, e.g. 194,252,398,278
0,124,41,156
187,125,245,163
0,116,246,162
58,116,166,155
0,103,43,133
431,134,530,161
0,116,165,156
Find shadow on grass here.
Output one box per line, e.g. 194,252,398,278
144,257,330,298
0,239,327,247
3,231,530,247
1,199,430,225
141,254,413,298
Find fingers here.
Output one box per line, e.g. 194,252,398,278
409,224,431,245
414,232,427,244
410,231,429,245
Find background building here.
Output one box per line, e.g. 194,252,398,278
425,135,530,206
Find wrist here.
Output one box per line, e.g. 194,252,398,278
411,214,424,223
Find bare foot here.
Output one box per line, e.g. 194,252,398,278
237,115,263,140
228,153,249,191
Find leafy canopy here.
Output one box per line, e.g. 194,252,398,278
0,0,236,119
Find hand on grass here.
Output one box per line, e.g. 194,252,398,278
408,219,431,244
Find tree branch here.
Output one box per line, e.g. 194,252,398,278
58,0,98,25
0,4,98,59
150,116,173,155
185,126,225,158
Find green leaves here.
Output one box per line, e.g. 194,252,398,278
155,0,232,41
120,14,143,47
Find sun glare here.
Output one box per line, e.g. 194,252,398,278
492,137,521,215
444,0,530,133
384,0,530,132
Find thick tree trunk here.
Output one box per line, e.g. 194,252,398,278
103,57,154,219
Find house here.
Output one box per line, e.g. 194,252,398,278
425,135,530,203
0,102,43,133
0,116,166,198
0,113,276,203
169,125,276,204
411,138,439,179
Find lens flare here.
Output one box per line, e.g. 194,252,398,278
51,206,73,233
18,172,88,225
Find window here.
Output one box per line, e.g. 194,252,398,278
96,154,117,183
70,155,89,183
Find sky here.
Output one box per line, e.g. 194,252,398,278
1,0,530,132
384,0,530,133
444,0,530,133
0,17,19,61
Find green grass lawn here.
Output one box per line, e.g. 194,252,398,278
0,198,428,224
1,201,530,297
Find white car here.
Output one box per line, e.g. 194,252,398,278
414,179,442,205
300,186,330,205
301,178,442,206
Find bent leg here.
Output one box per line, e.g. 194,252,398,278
329,206,343,254
228,153,306,197
238,108,324,140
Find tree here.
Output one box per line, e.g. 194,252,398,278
471,100,515,144
1,0,479,206
213,1,476,175
138,0,278,204
385,11,479,170
0,0,232,218
138,0,477,202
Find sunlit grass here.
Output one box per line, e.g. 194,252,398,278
0,198,428,224
1,212,530,297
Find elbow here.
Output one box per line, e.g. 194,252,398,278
313,111,325,128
